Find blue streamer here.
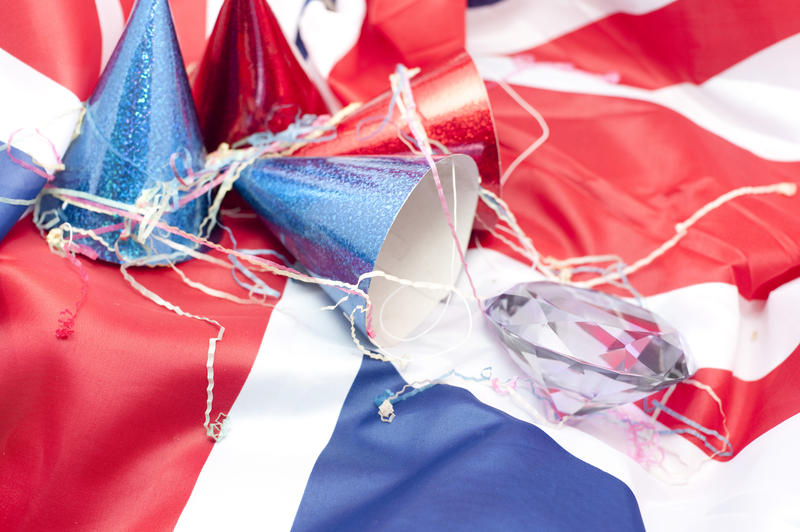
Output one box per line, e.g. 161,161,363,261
233,111,338,148
643,397,733,457
217,221,288,299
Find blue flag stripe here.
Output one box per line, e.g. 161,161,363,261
292,356,645,531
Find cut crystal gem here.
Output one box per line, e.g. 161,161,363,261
483,282,695,416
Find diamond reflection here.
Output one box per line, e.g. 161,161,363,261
483,282,695,416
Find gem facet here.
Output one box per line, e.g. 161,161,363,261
483,282,695,416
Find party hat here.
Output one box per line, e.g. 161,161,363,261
39,0,210,264
192,0,330,151
293,52,501,222
235,154,480,346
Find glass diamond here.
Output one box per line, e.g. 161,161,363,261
483,282,695,416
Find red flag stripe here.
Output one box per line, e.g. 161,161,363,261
169,0,208,69
327,0,466,103
517,0,800,91
648,343,800,461
482,83,800,301
466,0,674,57
0,212,286,530
0,1,102,100
120,0,134,19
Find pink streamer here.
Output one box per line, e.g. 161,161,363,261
395,66,483,308
55,251,90,339
6,128,63,181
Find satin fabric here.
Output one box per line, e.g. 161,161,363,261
2,1,800,529
293,356,645,531
0,209,284,531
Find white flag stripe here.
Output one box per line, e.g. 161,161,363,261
297,0,367,79
175,281,364,532
0,48,81,166
93,0,125,71
476,32,800,161
466,0,676,56
545,409,800,532
652,279,800,382
627,412,800,532
265,0,305,42
205,0,225,38
519,407,800,532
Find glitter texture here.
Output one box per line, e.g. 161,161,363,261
236,155,439,335
294,52,501,217
484,282,695,416
40,0,208,263
192,0,328,151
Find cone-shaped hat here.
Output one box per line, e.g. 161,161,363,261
294,52,501,209
193,0,330,151
39,0,209,263
235,154,480,346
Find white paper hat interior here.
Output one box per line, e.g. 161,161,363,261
370,154,480,347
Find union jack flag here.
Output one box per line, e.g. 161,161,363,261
1,1,798,530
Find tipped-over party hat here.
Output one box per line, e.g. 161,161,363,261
235,154,481,346
294,52,501,221
39,0,210,263
193,0,330,151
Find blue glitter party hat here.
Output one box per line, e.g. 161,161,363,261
236,154,480,346
39,0,209,263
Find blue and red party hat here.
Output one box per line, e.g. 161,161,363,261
235,154,480,346
39,0,210,263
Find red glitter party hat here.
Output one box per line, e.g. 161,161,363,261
192,0,330,151
294,52,501,211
